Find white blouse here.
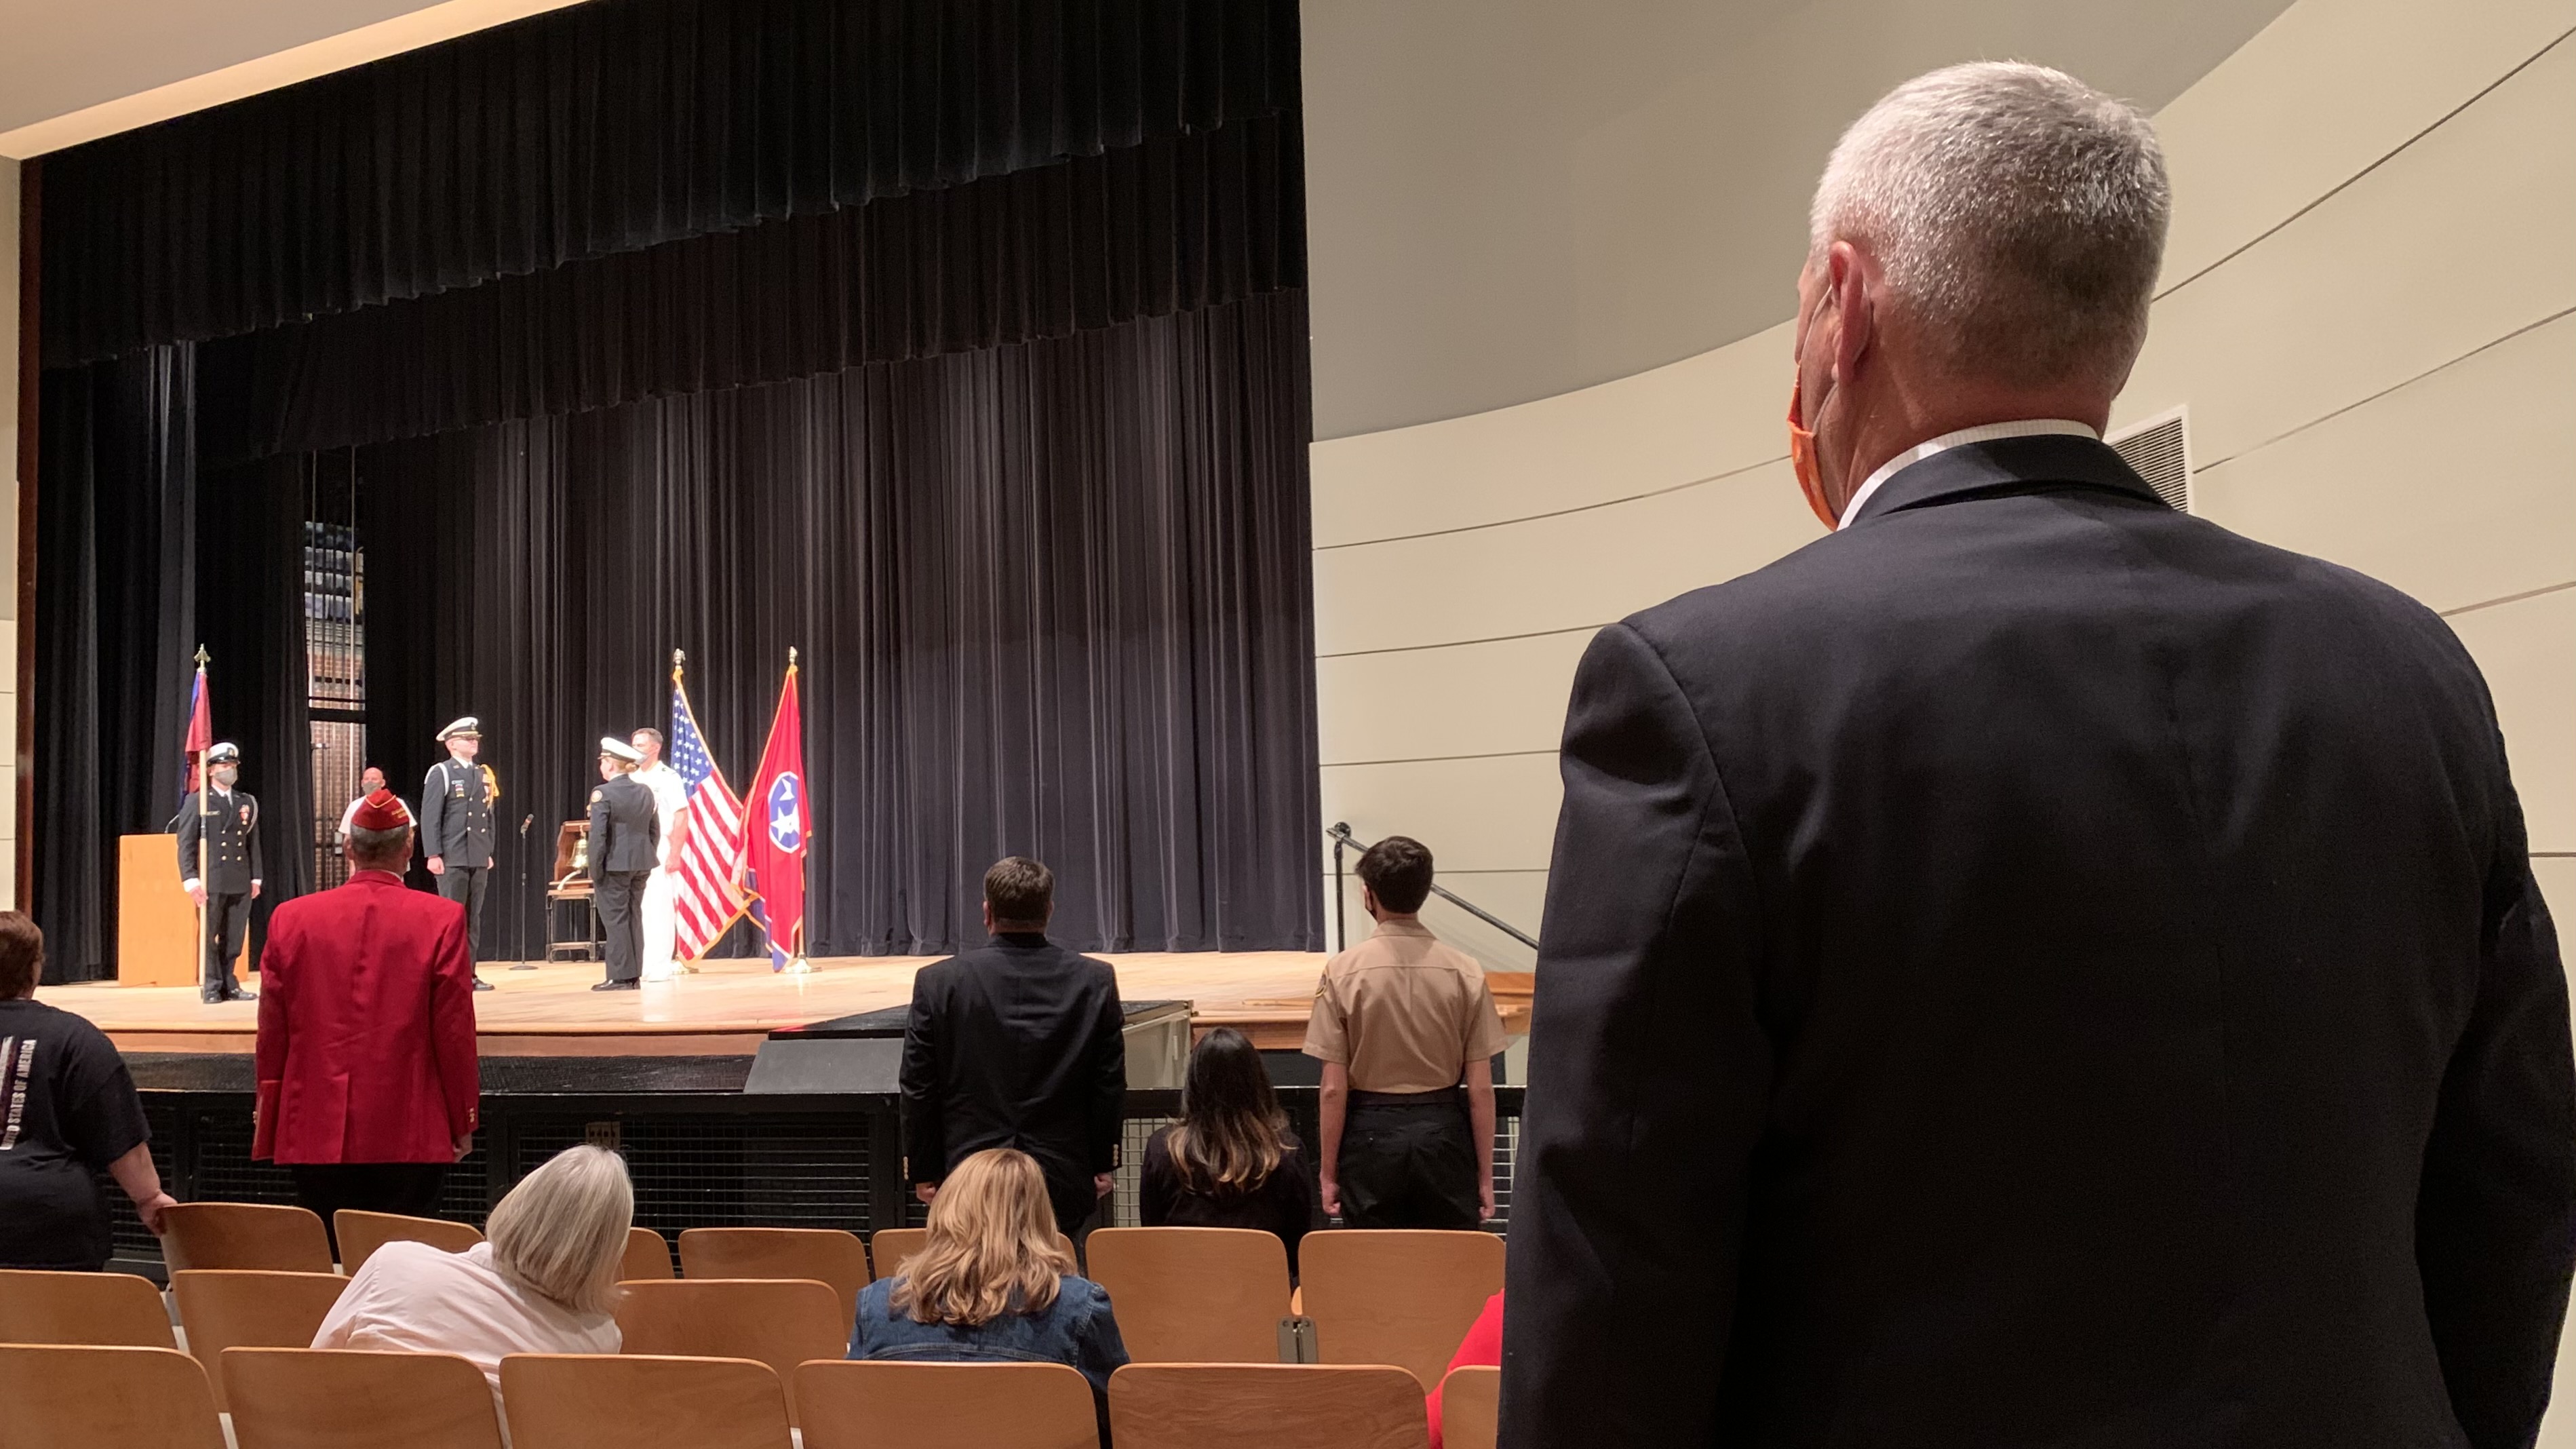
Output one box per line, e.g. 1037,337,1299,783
313,1239,622,1404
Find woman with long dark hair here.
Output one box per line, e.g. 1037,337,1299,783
1141,1027,1319,1272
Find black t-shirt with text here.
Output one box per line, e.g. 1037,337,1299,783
0,998,151,1270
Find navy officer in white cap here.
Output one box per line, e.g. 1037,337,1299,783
176,741,261,1003
588,736,661,992
420,717,498,991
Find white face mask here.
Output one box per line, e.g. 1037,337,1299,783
212,767,239,788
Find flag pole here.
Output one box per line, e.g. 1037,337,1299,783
782,646,812,975
193,644,212,994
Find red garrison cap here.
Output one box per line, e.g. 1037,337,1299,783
351,789,413,832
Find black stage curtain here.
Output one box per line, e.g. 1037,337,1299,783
361,290,1318,959
197,459,321,963
30,349,200,982
200,114,1303,463
41,0,1299,366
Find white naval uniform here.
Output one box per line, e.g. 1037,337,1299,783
633,760,689,980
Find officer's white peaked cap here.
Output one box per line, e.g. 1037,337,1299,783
435,717,481,741
206,742,241,763
599,736,644,762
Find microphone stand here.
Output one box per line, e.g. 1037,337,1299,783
509,815,538,969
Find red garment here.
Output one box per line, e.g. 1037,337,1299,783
254,871,480,1163
1426,1292,1504,1449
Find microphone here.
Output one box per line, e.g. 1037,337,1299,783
521,815,534,832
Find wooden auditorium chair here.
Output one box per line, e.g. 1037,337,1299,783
222,1347,503,1449
678,1226,871,1323
0,1343,227,1449
1107,1364,1430,1449
620,1225,676,1281
159,1201,335,1274
0,1267,176,1348
867,1226,1076,1282
334,1210,484,1274
612,1279,845,1427
169,1269,351,1411
501,1353,792,1449
1437,1364,1502,1449
1082,1226,1293,1364
1298,1230,1505,1388
796,1360,1099,1449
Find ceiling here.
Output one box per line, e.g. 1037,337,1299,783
1300,0,2297,436
0,0,2296,436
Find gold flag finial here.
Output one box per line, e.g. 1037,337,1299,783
787,646,798,668
672,648,685,668
194,643,210,668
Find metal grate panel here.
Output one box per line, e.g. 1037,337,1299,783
509,1114,869,1237
2109,406,2192,514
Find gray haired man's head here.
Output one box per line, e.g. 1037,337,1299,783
1810,62,2169,393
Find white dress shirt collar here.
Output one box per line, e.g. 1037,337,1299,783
1837,419,2101,529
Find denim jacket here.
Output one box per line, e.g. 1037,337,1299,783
851,1274,1130,1442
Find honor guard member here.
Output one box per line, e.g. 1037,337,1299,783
176,742,262,1003
588,737,661,992
421,718,499,992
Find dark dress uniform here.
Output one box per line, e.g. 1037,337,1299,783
587,773,660,986
175,786,262,1001
421,757,496,959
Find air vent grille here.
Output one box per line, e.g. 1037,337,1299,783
2108,406,2192,514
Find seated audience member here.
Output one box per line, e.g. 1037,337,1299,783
1305,836,1508,1229
1426,1293,1503,1449
0,912,179,1269
853,1148,1130,1441
1141,1027,1317,1273
314,1145,628,1408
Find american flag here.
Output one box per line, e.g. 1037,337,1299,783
669,671,748,960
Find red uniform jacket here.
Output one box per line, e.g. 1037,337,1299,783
254,870,480,1163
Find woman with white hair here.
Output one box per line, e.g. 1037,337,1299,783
313,1145,630,1398
851,1148,1130,1440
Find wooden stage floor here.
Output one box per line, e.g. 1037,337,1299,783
50,952,1389,1058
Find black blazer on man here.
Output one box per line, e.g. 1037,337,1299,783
1502,437,2574,1448
901,933,1126,1231
175,788,262,894
587,775,661,878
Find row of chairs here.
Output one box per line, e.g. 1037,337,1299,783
140,1203,1505,1389
0,1342,1504,1449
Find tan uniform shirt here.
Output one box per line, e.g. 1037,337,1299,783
1302,919,1510,1093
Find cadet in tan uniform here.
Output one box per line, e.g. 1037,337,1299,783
1303,836,1508,1229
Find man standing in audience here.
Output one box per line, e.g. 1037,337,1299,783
629,727,690,982
901,857,1126,1238
256,790,480,1251
1304,836,1506,1229
1505,64,2573,1446
587,738,660,994
421,718,498,991
176,741,261,1004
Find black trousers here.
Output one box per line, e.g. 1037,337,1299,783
201,890,251,997
290,1163,450,1260
436,863,488,960
595,870,651,983
1338,1089,1483,1230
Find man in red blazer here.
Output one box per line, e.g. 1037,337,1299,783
254,790,480,1251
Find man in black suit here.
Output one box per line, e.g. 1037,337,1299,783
1502,62,2573,1448
587,737,661,992
901,857,1126,1238
176,741,262,1003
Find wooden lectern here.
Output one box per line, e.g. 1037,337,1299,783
119,834,243,986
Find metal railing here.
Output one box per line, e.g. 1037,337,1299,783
1326,822,1538,954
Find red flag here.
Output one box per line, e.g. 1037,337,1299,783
741,656,809,970
180,663,213,798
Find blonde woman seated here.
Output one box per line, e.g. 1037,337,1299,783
314,1145,629,1406
853,1147,1131,1438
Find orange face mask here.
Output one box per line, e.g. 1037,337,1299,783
1787,370,1837,530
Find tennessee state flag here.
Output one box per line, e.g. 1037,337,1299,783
742,654,809,969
